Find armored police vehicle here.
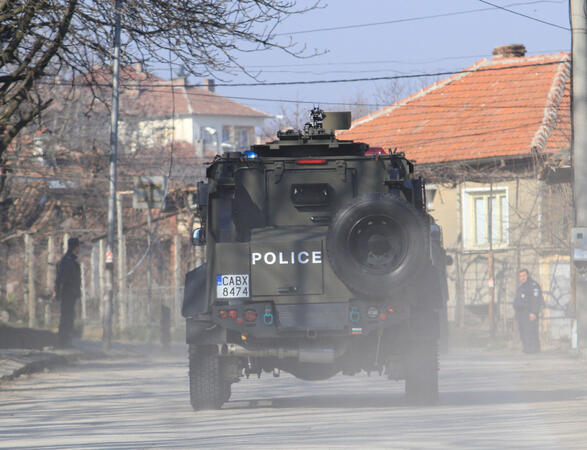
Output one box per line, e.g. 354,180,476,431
183,108,448,410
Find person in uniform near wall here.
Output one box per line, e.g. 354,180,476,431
55,237,81,348
513,268,544,353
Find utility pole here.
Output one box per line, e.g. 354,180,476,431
103,0,122,351
571,0,587,352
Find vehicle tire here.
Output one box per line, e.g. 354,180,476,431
326,193,428,297
405,339,439,405
222,382,232,404
188,345,225,411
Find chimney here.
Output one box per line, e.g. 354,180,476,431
493,44,527,58
204,79,215,92
172,77,186,86
135,62,143,73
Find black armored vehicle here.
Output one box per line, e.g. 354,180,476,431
183,108,448,410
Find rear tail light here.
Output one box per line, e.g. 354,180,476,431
296,159,327,165
387,306,395,314
244,309,257,322
228,309,238,319
218,309,228,319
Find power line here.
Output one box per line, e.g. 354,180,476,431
38,59,567,89
477,0,570,30
274,0,567,35
240,49,568,69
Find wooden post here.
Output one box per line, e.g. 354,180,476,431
117,192,127,331
46,236,55,296
80,262,87,321
91,244,99,302
147,208,153,336
62,233,70,254
488,182,496,338
455,181,465,327
25,234,36,328
0,241,7,302
99,239,105,319
118,235,127,331
173,234,181,325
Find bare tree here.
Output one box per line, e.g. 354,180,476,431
338,90,374,121
0,0,321,191
259,102,308,141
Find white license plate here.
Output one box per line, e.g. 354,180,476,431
216,274,250,298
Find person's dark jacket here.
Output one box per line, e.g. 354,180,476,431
513,278,544,317
55,251,81,302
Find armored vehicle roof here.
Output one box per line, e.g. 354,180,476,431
251,129,369,158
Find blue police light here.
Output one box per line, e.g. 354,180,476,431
243,150,258,159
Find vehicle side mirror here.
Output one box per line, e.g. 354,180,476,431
186,182,209,211
445,255,454,266
192,228,205,246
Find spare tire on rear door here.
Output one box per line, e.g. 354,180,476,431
326,193,428,297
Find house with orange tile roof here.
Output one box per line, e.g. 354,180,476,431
338,45,572,342
119,64,272,157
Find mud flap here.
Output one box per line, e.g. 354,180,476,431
182,263,207,317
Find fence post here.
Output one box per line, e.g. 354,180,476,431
46,236,55,296
62,233,70,254
117,192,127,331
80,262,87,321
99,239,105,319
91,243,99,302
173,234,181,326
118,235,127,331
25,234,36,328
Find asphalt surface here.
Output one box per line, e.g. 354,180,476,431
2,345,587,449
0,339,154,382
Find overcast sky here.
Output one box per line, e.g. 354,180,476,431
159,0,572,119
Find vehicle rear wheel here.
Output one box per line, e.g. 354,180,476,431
326,193,428,297
188,345,225,411
405,339,439,405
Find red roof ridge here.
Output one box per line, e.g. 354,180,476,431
347,58,489,130
530,56,571,152
486,51,569,67
183,85,272,117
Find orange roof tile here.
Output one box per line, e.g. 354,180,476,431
338,52,570,165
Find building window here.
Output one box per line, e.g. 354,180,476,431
235,128,249,151
153,125,174,146
463,187,509,249
200,126,219,155
222,126,231,143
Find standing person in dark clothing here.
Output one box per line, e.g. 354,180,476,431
513,269,544,353
55,237,81,347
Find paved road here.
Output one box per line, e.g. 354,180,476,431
1,347,587,449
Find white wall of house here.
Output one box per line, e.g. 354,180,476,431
126,114,267,156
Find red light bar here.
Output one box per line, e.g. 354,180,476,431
244,309,257,322
296,159,327,165
228,309,238,319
